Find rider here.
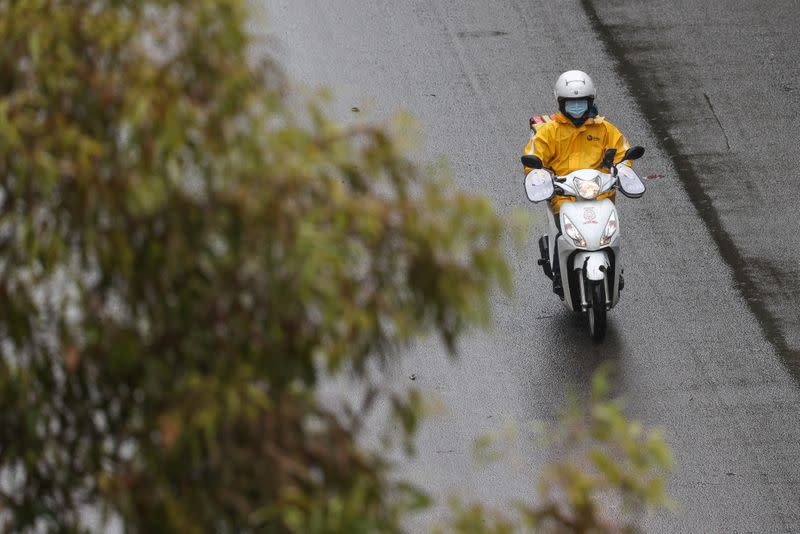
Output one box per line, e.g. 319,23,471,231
522,70,632,294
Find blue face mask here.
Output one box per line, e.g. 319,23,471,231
565,99,589,118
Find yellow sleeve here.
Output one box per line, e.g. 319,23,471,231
606,122,632,166
522,128,553,174
522,134,535,174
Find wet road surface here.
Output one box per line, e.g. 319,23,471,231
262,1,800,531
586,0,800,379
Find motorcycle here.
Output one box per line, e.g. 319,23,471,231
521,145,646,340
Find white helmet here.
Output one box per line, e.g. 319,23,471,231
554,70,597,101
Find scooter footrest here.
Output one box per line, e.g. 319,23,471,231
553,285,564,299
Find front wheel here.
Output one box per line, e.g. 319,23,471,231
587,281,607,341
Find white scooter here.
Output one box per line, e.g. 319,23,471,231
521,146,646,340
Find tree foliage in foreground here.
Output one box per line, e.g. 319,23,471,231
0,0,508,530
0,1,670,532
443,369,672,534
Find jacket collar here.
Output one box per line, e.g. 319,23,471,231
554,112,605,127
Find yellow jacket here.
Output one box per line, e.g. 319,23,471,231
523,113,630,212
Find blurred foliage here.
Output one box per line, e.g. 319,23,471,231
441,367,673,534
0,0,508,531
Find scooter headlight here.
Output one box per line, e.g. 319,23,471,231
599,211,618,246
575,176,601,200
563,215,587,248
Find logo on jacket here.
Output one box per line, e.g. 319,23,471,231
586,134,600,141
583,208,598,224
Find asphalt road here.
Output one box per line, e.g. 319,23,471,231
263,1,800,531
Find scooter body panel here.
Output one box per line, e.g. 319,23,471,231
573,250,610,281
560,199,616,249
549,199,622,312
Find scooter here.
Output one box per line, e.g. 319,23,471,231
521,146,646,340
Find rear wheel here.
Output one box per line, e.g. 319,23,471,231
587,281,607,341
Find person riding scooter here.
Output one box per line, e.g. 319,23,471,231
522,70,633,295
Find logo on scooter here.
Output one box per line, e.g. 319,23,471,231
583,207,598,224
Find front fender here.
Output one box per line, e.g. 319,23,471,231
573,251,610,281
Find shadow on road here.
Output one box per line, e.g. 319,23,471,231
538,310,625,399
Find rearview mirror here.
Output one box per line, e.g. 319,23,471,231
623,146,645,161
521,155,543,169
